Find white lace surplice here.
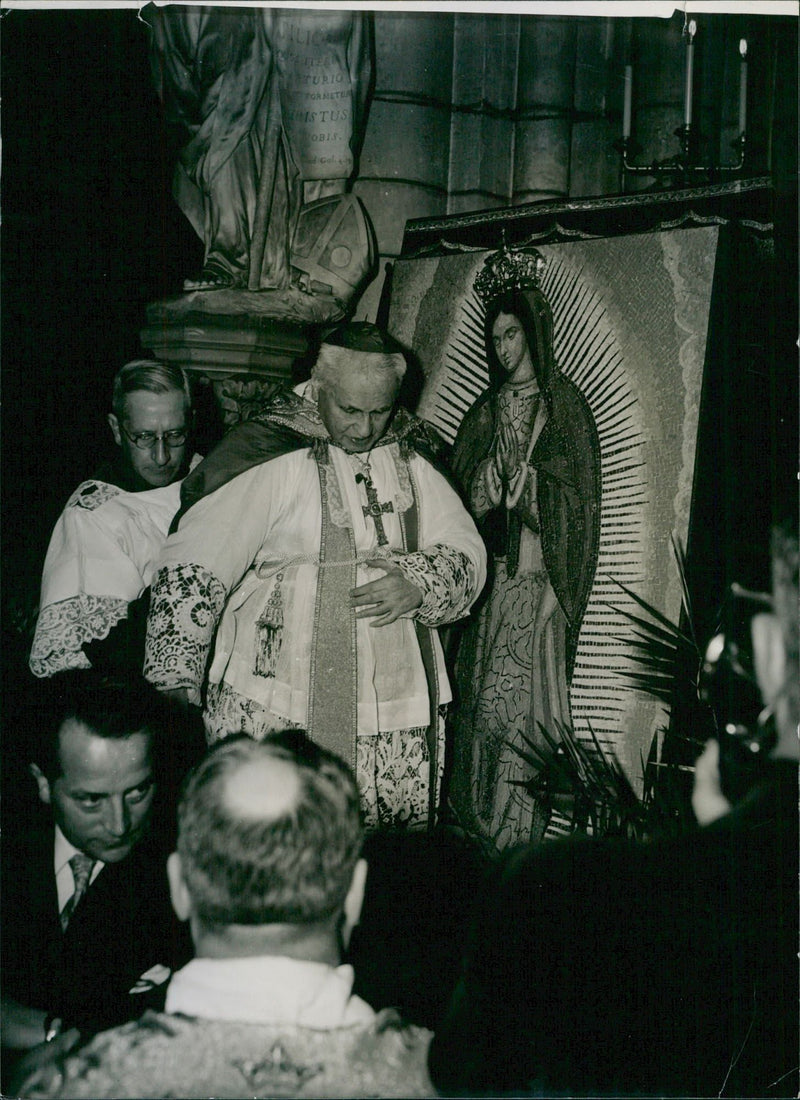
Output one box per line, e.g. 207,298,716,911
29,476,187,677
144,442,486,735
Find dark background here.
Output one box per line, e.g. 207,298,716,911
2,10,201,631
2,7,797,694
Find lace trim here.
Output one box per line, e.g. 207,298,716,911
205,683,445,830
29,595,129,677
66,480,122,511
205,681,300,743
143,564,226,699
391,445,414,512
358,715,446,830
394,545,477,627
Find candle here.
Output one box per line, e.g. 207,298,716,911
739,39,748,135
684,20,697,127
623,64,633,138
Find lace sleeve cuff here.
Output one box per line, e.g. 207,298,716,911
143,563,226,701
29,595,129,678
394,544,479,626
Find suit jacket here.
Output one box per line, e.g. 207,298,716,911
1,801,192,1038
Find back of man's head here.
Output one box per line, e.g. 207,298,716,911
175,734,363,929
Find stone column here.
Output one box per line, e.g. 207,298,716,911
447,13,521,216
626,15,686,193
570,18,626,198
354,11,455,319
513,17,578,204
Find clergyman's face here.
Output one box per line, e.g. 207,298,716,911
33,720,155,863
492,312,531,378
317,369,399,453
108,388,188,489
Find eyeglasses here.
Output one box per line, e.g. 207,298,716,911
121,427,187,451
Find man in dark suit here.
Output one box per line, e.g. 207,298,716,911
1,670,194,1080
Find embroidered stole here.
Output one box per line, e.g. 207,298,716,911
307,459,359,765
307,453,440,815
399,485,441,826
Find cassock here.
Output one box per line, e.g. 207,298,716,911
144,385,486,828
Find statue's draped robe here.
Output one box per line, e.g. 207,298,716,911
450,356,600,849
149,8,370,289
144,387,486,829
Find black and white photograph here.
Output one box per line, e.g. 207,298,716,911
1,2,797,1096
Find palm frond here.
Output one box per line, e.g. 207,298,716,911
671,532,700,648
614,672,677,705
508,715,695,841
509,721,654,840
506,537,707,842
605,591,696,651
602,536,707,713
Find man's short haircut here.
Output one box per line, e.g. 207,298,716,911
176,734,364,927
111,359,193,421
311,321,406,393
25,669,168,780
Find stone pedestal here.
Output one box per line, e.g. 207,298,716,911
141,306,312,380
141,303,314,429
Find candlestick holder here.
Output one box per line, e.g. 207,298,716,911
615,127,746,191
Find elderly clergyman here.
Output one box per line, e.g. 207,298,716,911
144,323,486,829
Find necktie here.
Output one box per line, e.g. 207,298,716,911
60,853,95,932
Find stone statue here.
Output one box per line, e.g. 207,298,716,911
148,5,375,319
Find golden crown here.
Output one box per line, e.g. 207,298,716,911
474,242,546,305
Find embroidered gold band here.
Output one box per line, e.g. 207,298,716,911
307,460,358,766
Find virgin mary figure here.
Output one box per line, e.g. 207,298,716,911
449,250,601,850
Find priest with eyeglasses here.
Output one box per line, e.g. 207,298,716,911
30,359,201,678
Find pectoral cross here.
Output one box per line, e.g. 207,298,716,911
355,471,394,546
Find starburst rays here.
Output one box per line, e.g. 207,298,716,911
428,249,653,772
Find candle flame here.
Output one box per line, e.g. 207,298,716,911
739,39,748,58
688,19,697,38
